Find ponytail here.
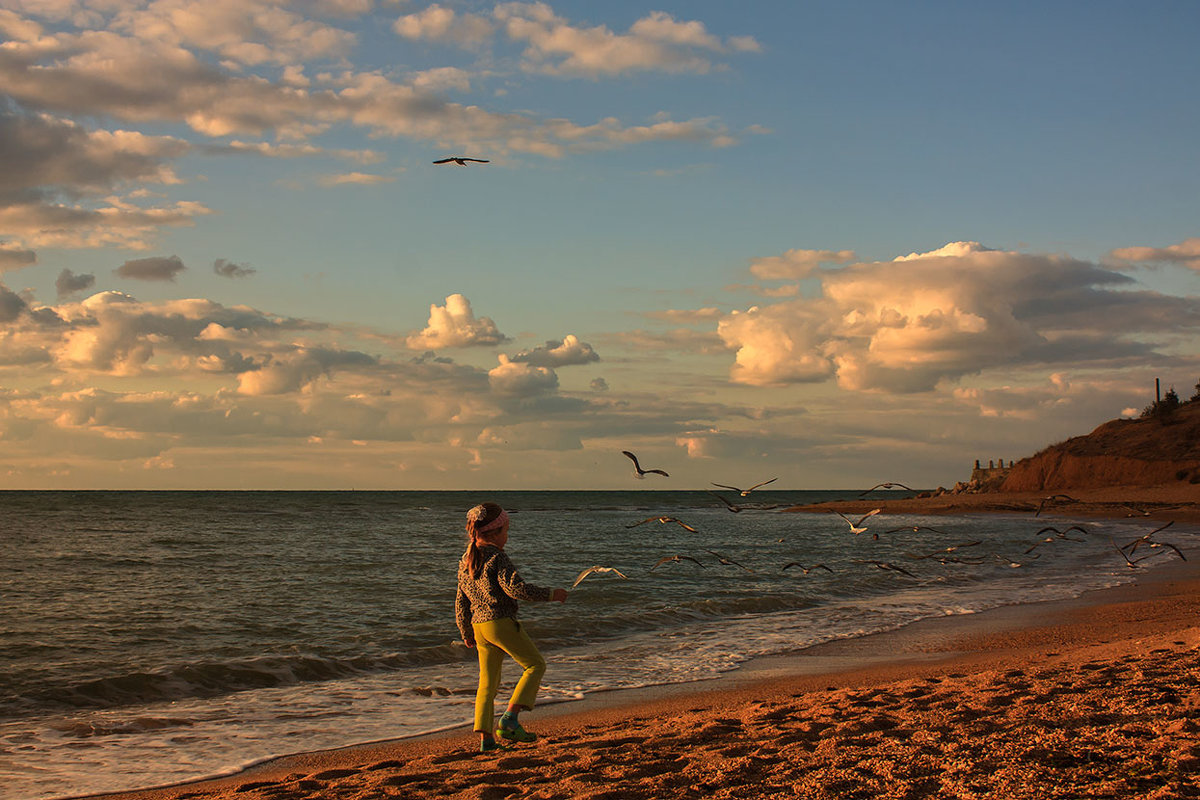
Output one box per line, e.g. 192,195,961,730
464,502,506,579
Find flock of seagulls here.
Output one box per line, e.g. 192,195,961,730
563,450,1191,588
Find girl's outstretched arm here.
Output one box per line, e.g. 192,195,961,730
495,551,553,602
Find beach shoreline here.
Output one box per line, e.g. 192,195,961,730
78,502,1200,800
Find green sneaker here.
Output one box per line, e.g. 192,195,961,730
496,723,537,743
479,738,512,753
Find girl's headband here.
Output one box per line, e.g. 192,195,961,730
474,508,508,534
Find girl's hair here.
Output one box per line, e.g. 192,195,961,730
464,502,506,579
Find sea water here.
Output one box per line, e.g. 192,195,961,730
1,490,1194,800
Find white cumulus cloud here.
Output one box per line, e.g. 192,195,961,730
405,294,509,350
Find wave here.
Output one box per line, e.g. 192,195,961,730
2,644,467,716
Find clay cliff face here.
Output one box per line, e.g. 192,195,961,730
999,401,1200,492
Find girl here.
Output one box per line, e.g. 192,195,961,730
455,502,568,752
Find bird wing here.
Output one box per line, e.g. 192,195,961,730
711,482,742,493
646,469,670,477
833,510,853,526
670,518,698,532
856,508,882,526
748,478,778,492
621,450,641,470
432,158,455,164
625,518,655,529
572,566,599,587
462,158,490,163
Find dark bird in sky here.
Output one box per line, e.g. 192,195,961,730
704,549,753,572
705,490,744,513
833,508,882,534
572,565,629,588
782,562,833,574
855,559,917,578
857,482,916,497
711,478,777,496
651,554,706,571
432,157,490,165
626,516,697,532
622,450,669,478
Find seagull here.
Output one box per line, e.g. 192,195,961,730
833,508,882,534
857,482,916,497
572,565,629,588
705,490,744,513
1035,494,1081,517
710,478,777,496
1035,525,1090,539
651,554,705,571
854,559,916,578
626,516,697,532
432,157,489,165
1024,532,1084,554
622,450,669,478
882,525,951,536
1112,538,1153,569
1120,522,1186,561
905,541,982,560
993,553,1038,568
781,562,833,574
704,549,753,572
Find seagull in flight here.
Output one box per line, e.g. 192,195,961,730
704,549,753,572
651,554,705,571
782,562,833,574
622,450,669,478
833,508,881,534
1120,521,1186,562
572,565,629,588
905,541,982,560
710,478,777,496
857,482,916,497
432,156,489,165
881,525,951,537
705,490,745,513
1035,494,1081,517
855,559,917,578
626,516,697,532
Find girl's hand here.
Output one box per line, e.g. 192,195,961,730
465,640,475,648
551,588,568,603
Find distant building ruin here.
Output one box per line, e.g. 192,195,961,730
969,458,1011,488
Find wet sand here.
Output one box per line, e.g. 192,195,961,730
82,509,1200,800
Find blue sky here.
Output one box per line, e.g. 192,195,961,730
1,1,1198,489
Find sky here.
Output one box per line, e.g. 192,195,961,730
1,0,1199,490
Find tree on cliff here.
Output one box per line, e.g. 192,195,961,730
1142,386,1182,419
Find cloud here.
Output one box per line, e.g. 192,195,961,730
749,248,856,280
316,171,397,186
608,328,728,355
213,258,255,278
109,0,357,67
55,268,96,298
0,283,29,322
0,243,37,272
590,377,608,392
508,333,599,367
393,4,494,47
493,4,761,78
1109,237,1200,270
406,293,509,349
0,10,747,156
487,353,558,396
717,242,1199,393
0,104,210,249
115,255,187,281
646,307,724,323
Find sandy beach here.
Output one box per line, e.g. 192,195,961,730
79,489,1200,800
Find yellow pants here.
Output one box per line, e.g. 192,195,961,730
472,617,546,733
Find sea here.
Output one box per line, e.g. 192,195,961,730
2,490,1195,800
